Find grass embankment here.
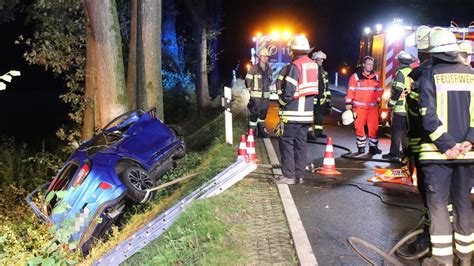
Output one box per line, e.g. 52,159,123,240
82,113,249,265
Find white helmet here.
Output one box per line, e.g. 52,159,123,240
396,51,415,64
312,50,327,60
341,110,356,126
428,28,460,53
289,35,311,52
258,47,270,57
415,26,431,51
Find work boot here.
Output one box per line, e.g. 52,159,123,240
357,147,365,154
296,177,304,184
315,132,327,138
276,177,295,185
369,146,382,155
257,123,269,138
307,130,316,140
382,153,400,160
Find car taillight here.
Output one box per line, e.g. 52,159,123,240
98,181,112,190
73,164,90,187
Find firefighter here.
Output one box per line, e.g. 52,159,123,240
382,51,414,160
245,47,273,138
405,25,433,253
418,28,474,266
308,50,331,139
276,35,319,185
345,56,384,154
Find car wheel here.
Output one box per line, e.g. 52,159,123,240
120,166,156,203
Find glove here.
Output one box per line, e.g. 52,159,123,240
324,100,332,115
345,104,352,110
274,118,286,137
247,98,255,110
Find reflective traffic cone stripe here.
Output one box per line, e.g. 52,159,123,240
317,137,341,175
246,129,257,162
237,134,247,159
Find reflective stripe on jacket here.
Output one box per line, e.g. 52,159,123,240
388,66,412,115
279,55,316,123
245,63,272,99
418,61,474,164
346,71,383,109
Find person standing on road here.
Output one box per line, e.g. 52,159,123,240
308,50,331,139
276,35,319,185
245,47,273,138
418,28,474,266
345,56,384,154
382,51,414,160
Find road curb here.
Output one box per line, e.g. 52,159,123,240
263,138,318,266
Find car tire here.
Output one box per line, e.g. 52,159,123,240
120,166,156,203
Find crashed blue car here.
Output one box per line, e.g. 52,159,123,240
27,109,185,255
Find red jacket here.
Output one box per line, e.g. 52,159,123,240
346,71,383,108
284,56,319,99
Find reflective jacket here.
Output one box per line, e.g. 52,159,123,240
314,65,331,104
418,60,474,163
245,63,272,99
406,59,433,153
346,70,383,109
279,55,318,123
388,66,412,115
276,64,291,96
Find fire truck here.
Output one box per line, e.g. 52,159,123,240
358,19,474,125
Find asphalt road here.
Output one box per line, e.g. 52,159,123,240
268,89,425,265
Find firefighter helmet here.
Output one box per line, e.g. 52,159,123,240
415,26,431,51
459,40,473,55
428,28,460,53
312,50,327,60
289,35,310,52
341,110,356,126
258,48,270,57
395,51,415,64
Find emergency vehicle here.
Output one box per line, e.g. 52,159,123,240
358,19,474,125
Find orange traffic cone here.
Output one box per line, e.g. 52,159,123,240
237,134,247,159
246,129,257,162
317,137,341,175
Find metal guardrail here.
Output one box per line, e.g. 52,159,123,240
93,158,257,265
25,182,52,224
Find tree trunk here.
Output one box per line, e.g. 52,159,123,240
85,0,127,128
197,26,210,108
126,0,137,110
209,0,222,96
136,0,163,118
82,18,95,140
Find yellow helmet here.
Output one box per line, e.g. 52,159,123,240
428,28,460,53
415,26,431,51
258,48,270,57
289,35,310,52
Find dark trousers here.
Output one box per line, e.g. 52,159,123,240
421,163,473,263
313,100,325,134
414,155,430,229
279,123,309,179
248,98,269,128
389,114,408,156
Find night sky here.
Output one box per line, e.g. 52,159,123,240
1,0,473,145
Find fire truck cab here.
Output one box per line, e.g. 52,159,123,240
358,19,474,126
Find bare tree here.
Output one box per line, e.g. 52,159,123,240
85,0,127,128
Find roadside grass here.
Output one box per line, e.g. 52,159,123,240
81,112,249,264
